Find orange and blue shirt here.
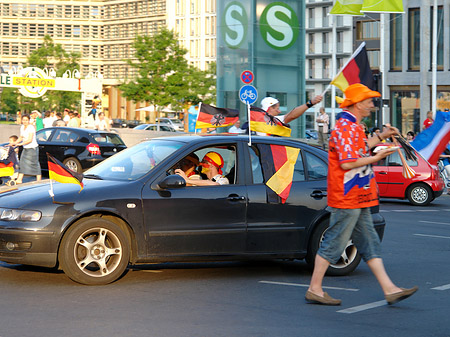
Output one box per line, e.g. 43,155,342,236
327,111,378,209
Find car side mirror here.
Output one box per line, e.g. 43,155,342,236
157,174,186,190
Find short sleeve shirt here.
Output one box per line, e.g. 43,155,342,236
423,118,433,129
212,174,229,185
327,111,378,209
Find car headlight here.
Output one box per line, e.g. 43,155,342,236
0,209,42,222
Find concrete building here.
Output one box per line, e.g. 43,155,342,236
0,0,216,121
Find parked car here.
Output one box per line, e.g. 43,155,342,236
156,117,184,131
36,127,127,174
111,118,127,128
134,123,177,132
0,134,386,285
305,129,318,140
124,120,141,128
372,145,445,205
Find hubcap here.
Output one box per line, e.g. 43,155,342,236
412,186,428,203
74,227,122,277
320,232,357,269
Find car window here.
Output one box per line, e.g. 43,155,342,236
249,146,264,184
85,139,184,180
36,129,53,142
387,148,418,167
160,126,172,131
92,133,125,145
304,151,327,180
293,150,305,182
52,129,73,143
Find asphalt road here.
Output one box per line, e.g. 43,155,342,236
0,195,449,337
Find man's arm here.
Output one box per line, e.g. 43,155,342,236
174,169,219,186
284,95,323,124
366,123,399,149
340,148,396,170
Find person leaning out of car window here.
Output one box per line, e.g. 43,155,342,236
175,151,229,186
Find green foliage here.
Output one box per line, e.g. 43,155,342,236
0,87,20,114
120,28,216,115
25,35,81,111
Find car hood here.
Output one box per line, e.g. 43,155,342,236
0,178,137,209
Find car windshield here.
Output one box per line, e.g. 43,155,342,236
85,139,184,180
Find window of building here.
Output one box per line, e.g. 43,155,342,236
308,59,315,79
73,6,80,18
337,32,343,53
308,8,314,28
308,33,314,53
430,6,443,70
38,24,45,37
322,7,328,27
322,58,330,78
47,4,54,17
356,20,380,40
322,33,328,53
367,50,380,69
390,13,402,71
390,88,420,134
73,26,81,38
408,8,420,70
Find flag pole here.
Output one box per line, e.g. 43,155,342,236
48,178,54,198
195,102,202,135
247,103,252,146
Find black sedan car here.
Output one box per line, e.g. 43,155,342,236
0,135,385,285
36,127,127,174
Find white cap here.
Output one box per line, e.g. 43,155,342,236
261,97,279,112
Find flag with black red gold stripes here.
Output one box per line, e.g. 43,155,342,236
47,153,84,191
195,103,239,129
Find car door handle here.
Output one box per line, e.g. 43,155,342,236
310,190,327,199
227,194,246,202
378,171,388,175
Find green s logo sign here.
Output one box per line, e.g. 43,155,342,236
223,2,248,49
260,2,299,50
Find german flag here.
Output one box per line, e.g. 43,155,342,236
47,153,84,191
195,103,239,129
258,144,300,203
249,107,291,137
0,162,14,177
331,42,374,92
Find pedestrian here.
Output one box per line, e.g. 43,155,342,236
95,112,111,131
228,120,244,134
244,95,323,136
11,114,41,184
305,83,418,306
52,112,66,127
423,110,434,130
31,110,44,131
316,107,329,150
43,111,54,128
406,131,415,143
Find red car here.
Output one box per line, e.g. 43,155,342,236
372,145,445,205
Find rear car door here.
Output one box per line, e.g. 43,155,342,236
142,141,247,256
245,141,328,254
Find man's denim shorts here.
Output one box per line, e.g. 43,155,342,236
318,207,381,264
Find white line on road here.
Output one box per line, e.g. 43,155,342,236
431,284,450,291
420,220,450,226
337,300,387,314
258,280,359,292
414,233,450,239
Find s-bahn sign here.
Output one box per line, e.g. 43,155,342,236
0,67,101,98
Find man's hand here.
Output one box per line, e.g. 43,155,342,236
380,123,399,140
311,95,323,105
374,147,398,160
174,169,187,180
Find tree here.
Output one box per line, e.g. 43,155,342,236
25,35,82,112
0,87,20,116
120,28,216,122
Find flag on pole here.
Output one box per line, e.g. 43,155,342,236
47,153,84,191
410,110,450,166
331,42,374,92
330,0,363,15
0,146,17,177
362,0,404,13
249,106,291,137
195,103,239,129
258,144,300,203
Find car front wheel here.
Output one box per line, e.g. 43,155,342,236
306,220,361,276
63,157,82,173
406,183,433,206
59,217,130,285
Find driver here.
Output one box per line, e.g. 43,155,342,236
175,151,229,186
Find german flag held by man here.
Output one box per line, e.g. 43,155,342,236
195,103,239,130
47,153,84,191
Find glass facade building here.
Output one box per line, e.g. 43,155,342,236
216,0,306,137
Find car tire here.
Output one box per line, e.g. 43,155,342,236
63,157,82,173
59,217,130,285
306,219,361,276
406,183,433,206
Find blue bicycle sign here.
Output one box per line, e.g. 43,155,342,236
239,85,258,105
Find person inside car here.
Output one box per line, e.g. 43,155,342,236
172,154,201,185
175,151,229,186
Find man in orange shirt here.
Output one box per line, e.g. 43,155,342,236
305,84,418,306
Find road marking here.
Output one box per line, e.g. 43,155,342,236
258,280,359,292
420,220,450,226
380,209,441,213
337,300,386,314
431,284,450,291
135,269,163,273
414,234,450,239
